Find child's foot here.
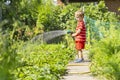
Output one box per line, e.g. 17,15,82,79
74,58,84,63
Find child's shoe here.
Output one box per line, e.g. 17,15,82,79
74,58,84,63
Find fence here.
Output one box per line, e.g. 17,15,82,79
85,16,120,45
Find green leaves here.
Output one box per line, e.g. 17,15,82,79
12,43,74,80
89,30,120,80
0,34,74,80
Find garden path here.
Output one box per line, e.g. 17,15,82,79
61,50,98,80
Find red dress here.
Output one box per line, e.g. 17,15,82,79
75,20,86,50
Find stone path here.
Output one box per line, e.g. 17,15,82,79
61,50,98,80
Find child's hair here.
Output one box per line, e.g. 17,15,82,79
75,10,84,18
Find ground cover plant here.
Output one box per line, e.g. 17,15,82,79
0,36,75,80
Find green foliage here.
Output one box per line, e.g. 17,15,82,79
37,3,77,32
1,0,120,80
85,1,120,80
89,29,120,80
0,20,75,79
36,3,78,44
0,34,74,80
0,32,19,80
84,1,119,47
0,0,43,41
0,23,74,79
2,0,40,24
12,43,74,80
84,1,118,21
37,0,56,31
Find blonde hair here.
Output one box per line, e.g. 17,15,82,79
75,10,84,18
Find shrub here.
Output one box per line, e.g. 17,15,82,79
89,29,120,80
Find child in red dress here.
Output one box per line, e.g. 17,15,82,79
72,10,86,63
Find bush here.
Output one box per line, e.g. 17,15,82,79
89,30,120,80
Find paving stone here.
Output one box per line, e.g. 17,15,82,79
61,74,97,80
68,62,90,66
67,65,90,74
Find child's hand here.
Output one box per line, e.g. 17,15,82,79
72,29,81,37
72,33,76,37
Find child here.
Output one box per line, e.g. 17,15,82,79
72,10,86,63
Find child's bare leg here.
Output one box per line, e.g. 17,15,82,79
78,49,83,59
74,50,84,63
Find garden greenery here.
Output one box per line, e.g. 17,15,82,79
89,29,120,80
0,0,120,80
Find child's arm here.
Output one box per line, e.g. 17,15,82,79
72,29,81,37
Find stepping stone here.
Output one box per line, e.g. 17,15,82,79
61,74,97,80
67,64,90,74
67,62,90,66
